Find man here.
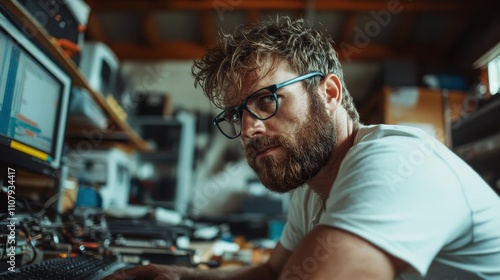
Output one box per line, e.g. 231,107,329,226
111,16,500,279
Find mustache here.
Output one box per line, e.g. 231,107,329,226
245,136,286,159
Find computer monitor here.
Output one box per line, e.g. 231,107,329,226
79,41,119,97
0,12,71,177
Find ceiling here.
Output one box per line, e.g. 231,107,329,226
83,0,500,103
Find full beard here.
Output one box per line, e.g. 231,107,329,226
245,97,337,193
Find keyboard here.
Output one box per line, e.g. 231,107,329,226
0,256,131,280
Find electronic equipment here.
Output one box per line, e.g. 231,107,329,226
68,86,108,129
111,246,195,267
106,218,196,267
68,148,131,209
136,94,172,117
15,0,90,65
134,112,196,216
113,69,133,108
79,41,120,97
0,255,131,280
0,220,32,270
63,207,112,247
0,12,71,177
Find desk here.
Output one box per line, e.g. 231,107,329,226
189,239,273,269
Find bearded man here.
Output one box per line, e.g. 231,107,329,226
108,16,500,280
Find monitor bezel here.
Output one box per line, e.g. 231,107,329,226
0,12,71,177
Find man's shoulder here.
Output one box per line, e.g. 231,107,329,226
339,124,451,186
355,124,433,145
348,124,436,162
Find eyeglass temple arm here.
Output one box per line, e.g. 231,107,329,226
276,72,324,88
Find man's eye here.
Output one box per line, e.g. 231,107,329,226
225,111,239,123
230,113,239,121
263,95,276,103
255,94,276,105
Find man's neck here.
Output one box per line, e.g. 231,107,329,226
308,116,359,199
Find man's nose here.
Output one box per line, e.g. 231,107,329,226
240,110,266,139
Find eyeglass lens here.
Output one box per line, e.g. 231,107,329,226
217,88,277,138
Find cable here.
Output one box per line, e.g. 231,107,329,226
34,193,60,218
18,197,35,216
19,223,38,265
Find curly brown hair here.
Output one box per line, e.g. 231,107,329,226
191,16,360,123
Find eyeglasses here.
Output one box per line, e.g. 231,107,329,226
213,71,324,139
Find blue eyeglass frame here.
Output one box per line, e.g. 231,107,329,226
213,71,325,139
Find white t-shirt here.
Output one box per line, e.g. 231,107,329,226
280,124,500,279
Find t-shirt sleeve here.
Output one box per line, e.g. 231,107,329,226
318,135,471,276
280,189,307,251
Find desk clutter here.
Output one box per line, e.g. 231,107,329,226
0,203,282,279
0,207,197,279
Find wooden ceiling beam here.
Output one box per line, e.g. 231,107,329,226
314,1,472,11
85,0,474,12
107,42,207,60
339,43,395,62
200,11,216,47
247,9,260,24
437,14,471,55
106,41,443,62
390,12,416,52
339,12,358,44
141,12,161,46
437,1,485,64
86,12,108,42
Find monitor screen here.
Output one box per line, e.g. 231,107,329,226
0,12,70,177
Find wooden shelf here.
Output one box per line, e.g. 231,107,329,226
3,0,151,152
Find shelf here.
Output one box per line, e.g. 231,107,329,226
3,0,151,152
451,96,500,147
454,132,500,163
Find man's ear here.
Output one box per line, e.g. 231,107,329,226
323,74,342,112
